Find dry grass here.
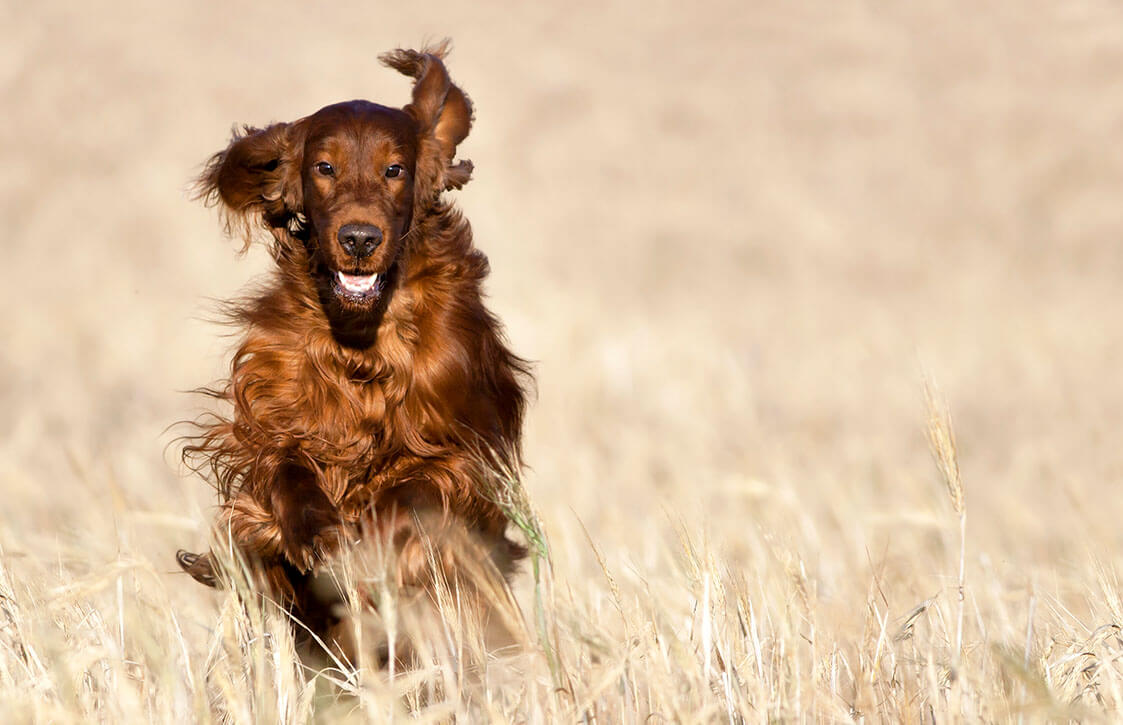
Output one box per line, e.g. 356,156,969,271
5,0,1123,721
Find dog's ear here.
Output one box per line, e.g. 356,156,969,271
380,41,474,198
195,122,305,250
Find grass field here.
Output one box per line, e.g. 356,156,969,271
4,1,1123,721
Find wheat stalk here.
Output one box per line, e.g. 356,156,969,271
923,376,967,668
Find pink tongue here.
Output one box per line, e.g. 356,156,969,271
339,272,377,292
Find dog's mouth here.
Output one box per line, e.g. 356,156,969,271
332,270,386,303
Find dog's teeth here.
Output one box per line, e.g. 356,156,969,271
337,271,379,293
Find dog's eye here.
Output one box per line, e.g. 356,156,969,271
384,164,405,179
314,161,335,177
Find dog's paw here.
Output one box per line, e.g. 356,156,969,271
277,492,344,572
176,549,219,587
284,525,345,572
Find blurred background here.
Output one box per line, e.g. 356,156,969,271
2,0,1123,658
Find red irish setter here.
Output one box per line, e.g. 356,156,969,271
176,43,529,654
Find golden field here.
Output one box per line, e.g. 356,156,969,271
3,1,1123,721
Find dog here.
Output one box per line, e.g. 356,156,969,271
176,42,530,660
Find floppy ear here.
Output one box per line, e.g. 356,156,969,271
380,41,474,197
195,122,305,249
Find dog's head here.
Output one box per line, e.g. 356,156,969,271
197,43,473,322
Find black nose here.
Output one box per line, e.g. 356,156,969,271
338,224,383,259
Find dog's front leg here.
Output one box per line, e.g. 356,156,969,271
269,461,345,572
177,461,344,588
269,466,343,574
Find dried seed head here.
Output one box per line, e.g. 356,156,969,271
924,377,965,515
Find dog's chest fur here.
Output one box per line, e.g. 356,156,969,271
232,283,438,492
